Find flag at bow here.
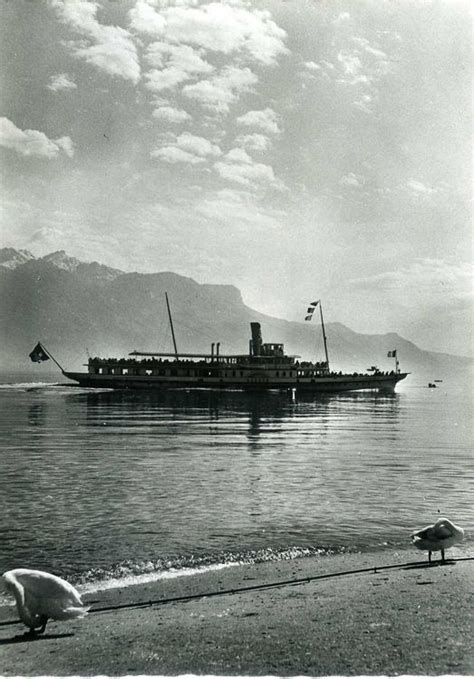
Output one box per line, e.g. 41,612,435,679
29,342,50,363
304,300,319,321
387,350,397,358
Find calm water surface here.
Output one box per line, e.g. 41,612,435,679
0,374,472,593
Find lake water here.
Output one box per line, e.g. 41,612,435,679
0,373,472,598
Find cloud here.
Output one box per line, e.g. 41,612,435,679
234,133,271,152
334,12,351,25
152,106,191,123
129,0,166,36
236,108,281,134
54,136,75,157
214,147,281,188
130,1,288,65
175,132,221,157
145,66,191,92
340,172,363,187
182,66,258,113
71,33,140,83
151,131,221,163
226,148,252,163
128,1,288,118
196,188,284,230
303,61,322,72
393,179,452,204
146,42,213,74
49,0,99,33
353,94,373,114
47,73,77,92
350,259,473,302
406,179,435,195
50,0,140,83
317,25,393,115
337,51,362,78
151,146,205,164
144,41,214,93
298,59,334,83
0,117,74,158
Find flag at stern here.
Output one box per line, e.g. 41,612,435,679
29,342,50,363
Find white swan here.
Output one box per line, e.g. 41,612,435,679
2,568,89,635
411,518,464,562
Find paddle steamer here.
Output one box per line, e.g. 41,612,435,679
34,297,408,393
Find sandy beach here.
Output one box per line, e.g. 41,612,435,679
1,550,472,676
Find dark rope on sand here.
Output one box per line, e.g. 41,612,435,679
1,556,473,628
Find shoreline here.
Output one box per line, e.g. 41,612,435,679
1,549,473,676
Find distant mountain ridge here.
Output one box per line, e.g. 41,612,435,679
0,248,471,381
1,248,123,280
0,247,36,269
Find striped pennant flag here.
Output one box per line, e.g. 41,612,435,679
304,300,319,321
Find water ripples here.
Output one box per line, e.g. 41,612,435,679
0,382,472,591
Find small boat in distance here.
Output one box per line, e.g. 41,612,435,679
31,297,409,394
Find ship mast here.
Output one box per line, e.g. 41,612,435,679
319,301,330,370
165,292,179,359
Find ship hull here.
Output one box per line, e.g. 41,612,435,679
63,371,407,393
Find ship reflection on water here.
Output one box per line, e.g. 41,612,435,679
77,387,401,446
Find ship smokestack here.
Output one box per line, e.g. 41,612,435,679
250,322,263,356
211,343,215,358
216,342,220,358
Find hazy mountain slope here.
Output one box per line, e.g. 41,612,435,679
0,249,471,382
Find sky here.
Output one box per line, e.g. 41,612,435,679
0,0,472,356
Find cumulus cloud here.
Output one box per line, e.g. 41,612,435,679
129,0,288,116
129,0,166,36
145,66,191,92
54,136,75,157
183,66,258,113
50,0,140,83
151,131,221,163
146,42,213,74
214,147,281,188
71,33,140,83
145,41,214,93
47,73,77,92
234,133,271,152
236,108,281,134
130,1,288,65
0,117,74,158
175,131,221,157
152,106,191,123
151,146,205,164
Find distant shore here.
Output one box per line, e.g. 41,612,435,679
1,549,472,676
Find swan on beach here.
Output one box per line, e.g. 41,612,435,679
1,568,89,635
411,518,464,562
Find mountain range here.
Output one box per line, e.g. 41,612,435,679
0,248,471,382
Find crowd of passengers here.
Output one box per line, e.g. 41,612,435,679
89,357,395,376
